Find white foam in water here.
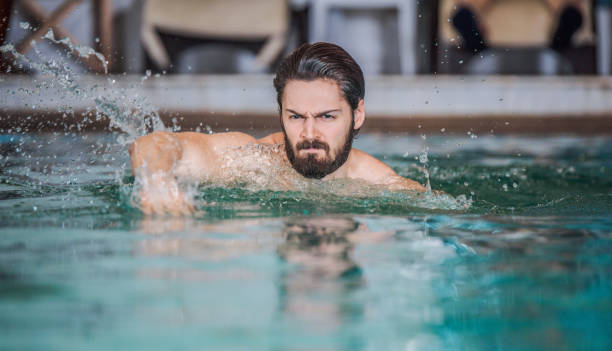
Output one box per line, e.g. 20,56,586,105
211,143,472,211
418,147,432,193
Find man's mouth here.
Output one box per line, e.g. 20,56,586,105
296,140,329,154
300,147,323,152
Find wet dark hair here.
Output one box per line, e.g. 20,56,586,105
273,42,365,113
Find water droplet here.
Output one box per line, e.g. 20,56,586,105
419,153,428,164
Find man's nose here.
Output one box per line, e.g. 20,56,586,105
301,116,316,139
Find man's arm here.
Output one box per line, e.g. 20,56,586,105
129,131,189,215
129,131,256,214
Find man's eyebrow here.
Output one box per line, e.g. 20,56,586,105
286,109,341,117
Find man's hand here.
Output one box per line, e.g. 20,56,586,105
130,131,194,215
134,171,194,216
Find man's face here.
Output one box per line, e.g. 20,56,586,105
281,79,364,179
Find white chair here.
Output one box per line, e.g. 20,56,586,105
308,0,418,74
596,4,612,75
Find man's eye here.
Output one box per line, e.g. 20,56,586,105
289,114,301,119
321,114,334,120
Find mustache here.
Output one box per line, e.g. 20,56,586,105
296,140,330,152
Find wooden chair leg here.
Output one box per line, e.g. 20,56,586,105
0,0,12,45
16,0,106,73
16,0,82,54
19,0,80,45
93,0,112,68
0,0,13,72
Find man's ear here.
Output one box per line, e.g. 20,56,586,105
353,99,365,130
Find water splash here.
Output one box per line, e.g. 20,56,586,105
418,134,433,193
1,26,168,210
44,28,107,74
1,27,165,140
418,151,432,192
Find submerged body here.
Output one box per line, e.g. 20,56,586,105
130,130,424,214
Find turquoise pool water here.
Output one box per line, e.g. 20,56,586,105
0,132,610,350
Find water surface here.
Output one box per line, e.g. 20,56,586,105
0,132,610,350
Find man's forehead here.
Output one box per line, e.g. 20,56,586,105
282,78,347,111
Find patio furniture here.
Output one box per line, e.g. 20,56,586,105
141,0,289,73
307,0,418,74
11,0,112,74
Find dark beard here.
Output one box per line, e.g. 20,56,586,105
283,120,355,179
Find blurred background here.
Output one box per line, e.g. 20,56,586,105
1,0,612,133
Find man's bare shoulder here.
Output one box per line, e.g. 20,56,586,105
136,131,256,146
178,131,257,148
257,132,284,145
349,149,396,181
349,149,425,191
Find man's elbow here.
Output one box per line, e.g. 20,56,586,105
131,131,183,174
129,132,164,173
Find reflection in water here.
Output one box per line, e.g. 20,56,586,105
136,217,285,261
278,217,362,278
130,213,608,349
276,216,368,350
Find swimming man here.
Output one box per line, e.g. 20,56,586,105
130,42,425,214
